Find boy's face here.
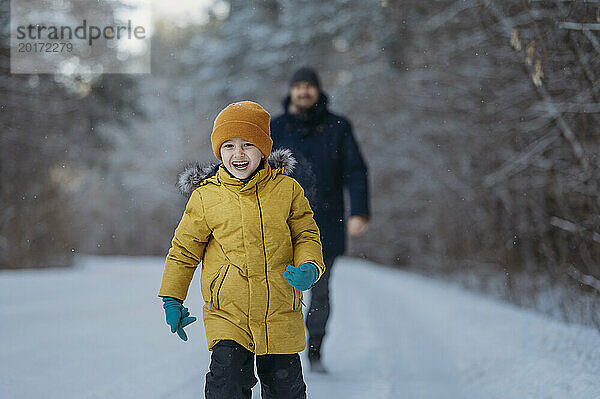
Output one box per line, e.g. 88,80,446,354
220,138,264,179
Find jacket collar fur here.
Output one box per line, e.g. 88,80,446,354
177,148,297,196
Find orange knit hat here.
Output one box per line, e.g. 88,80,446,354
211,101,273,160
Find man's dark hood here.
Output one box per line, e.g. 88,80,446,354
282,92,329,126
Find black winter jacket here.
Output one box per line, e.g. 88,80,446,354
270,93,369,258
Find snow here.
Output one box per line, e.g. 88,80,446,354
1,255,599,398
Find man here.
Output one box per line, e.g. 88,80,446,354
270,66,370,373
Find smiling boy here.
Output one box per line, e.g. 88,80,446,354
158,101,325,398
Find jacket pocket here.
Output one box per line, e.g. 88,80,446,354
291,286,304,310
292,285,296,311
209,265,230,310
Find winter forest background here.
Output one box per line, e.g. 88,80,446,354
2,0,600,330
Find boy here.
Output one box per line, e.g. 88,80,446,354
158,101,325,399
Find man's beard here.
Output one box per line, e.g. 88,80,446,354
294,98,318,114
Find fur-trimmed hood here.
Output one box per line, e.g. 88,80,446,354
177,148,297,196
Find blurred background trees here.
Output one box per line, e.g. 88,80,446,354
1,0,599,323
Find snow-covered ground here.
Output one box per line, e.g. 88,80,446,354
1,256,599,398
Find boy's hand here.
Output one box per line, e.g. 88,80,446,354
162,297,197,341
284,262,319,291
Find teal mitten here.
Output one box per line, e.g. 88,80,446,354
162,297,197,341
284,262,319,291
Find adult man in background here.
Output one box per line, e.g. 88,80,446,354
271,66,370,373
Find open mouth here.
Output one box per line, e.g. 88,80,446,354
231,160,250,171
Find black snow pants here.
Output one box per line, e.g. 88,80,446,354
305,256,336,358
205,340,306,399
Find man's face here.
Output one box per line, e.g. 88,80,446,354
289,81,320,110
220,138,264,179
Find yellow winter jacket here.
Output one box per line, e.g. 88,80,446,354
158,149,325,355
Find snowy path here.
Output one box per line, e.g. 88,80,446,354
1,256,599,398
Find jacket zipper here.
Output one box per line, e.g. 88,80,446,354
215,265,230,310
256,187,269,352
292,286,296,310
208,266,225,310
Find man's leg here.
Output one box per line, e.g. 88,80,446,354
305,256,336,370
205,340,257,399
256,352,306,399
